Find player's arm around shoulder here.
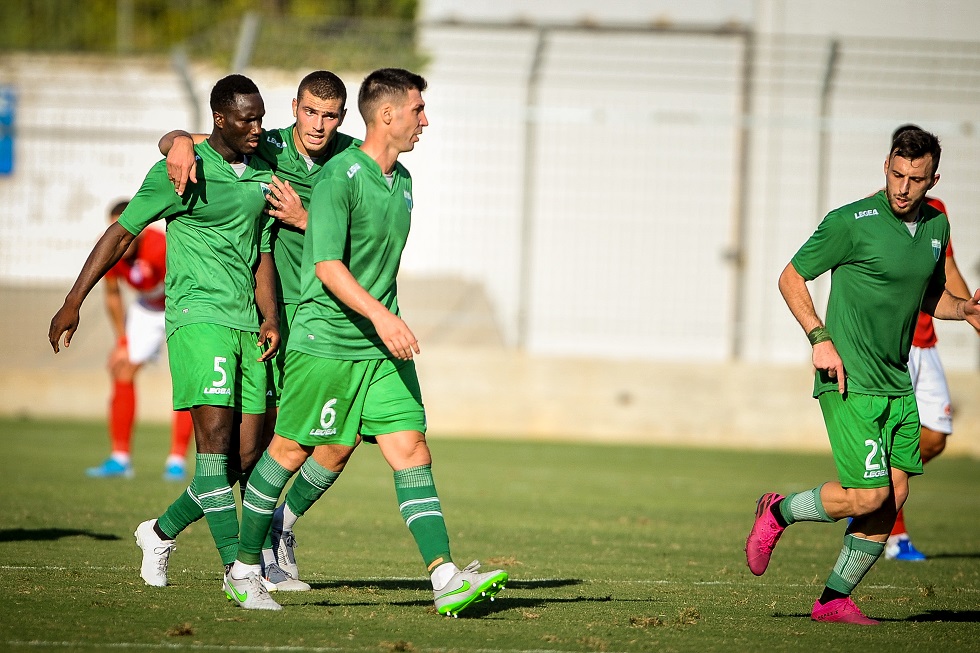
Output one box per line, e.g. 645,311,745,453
160,130,208,196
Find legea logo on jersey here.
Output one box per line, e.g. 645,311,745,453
347,163,361,178
403,190,413,211
266,134,286,149
854,208,878,219
932,239,942,261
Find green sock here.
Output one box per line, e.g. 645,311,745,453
284,457,341,518
191,453,239,566
394,464,452,570
825,534,886,595
239,451,293,565
157,487,204,540
779,484,834,525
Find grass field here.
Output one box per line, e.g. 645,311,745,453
1,417,979,652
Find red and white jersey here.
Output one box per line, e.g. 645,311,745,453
106,228,166,311
912,197,953,349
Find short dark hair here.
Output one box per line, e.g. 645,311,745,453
108,200,129,218
891,123,922,142
297,70,347,106
210,74,260,113
890,124,941,174
358,68,427,122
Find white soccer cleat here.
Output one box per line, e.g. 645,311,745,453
433,560,507,617
263,561,311,592
224,571,283,611
134,519,175,587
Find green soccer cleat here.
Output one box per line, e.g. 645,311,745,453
433,560,508,617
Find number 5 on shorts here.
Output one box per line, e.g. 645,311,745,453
213,356,228,388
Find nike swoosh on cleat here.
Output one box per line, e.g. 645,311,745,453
229,584,248,603
437,580,471,599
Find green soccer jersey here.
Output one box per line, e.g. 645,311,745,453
289,146,414,360
255,126,357,304
792,190,948,397
117,140,274,337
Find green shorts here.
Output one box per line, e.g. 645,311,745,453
270,303,299,407
275,350,426,447
818,390,923,489
168,322,270,414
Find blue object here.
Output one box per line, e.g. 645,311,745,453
163,462,186,482
86,458,134,478
891,538,927,561
0,86,14,175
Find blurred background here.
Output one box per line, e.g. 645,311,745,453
2,0,978,453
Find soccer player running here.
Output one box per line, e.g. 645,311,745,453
86,199,194,482
745,127,980,624
158,71,360,591
223,68,508,615
49,74,279,589
881,129,980,561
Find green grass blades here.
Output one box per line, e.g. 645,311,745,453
1,417,979,652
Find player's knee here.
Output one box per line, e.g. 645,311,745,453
850,488,891,517
268,435,311,472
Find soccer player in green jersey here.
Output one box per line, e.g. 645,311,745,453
158,71,361,592
745,128,980,624
49,74,280,591
223,68,508,615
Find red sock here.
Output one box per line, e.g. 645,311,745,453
170,410,193,458
109,380,136,454
890,507,907,537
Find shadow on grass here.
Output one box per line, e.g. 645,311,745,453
775,609,980,623
920,552,980,560
905,610,980,623
309,578,584,592
0,528,121,542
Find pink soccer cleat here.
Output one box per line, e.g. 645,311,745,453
745,492,786,576
811,597,880,625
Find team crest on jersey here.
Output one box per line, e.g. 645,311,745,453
932,238,942,261
347,163,361,178
260,182,271,197
403,190,413,211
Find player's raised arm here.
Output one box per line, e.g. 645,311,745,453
315,259,419,360
48,221,137,353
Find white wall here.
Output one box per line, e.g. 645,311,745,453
2,1,979,370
